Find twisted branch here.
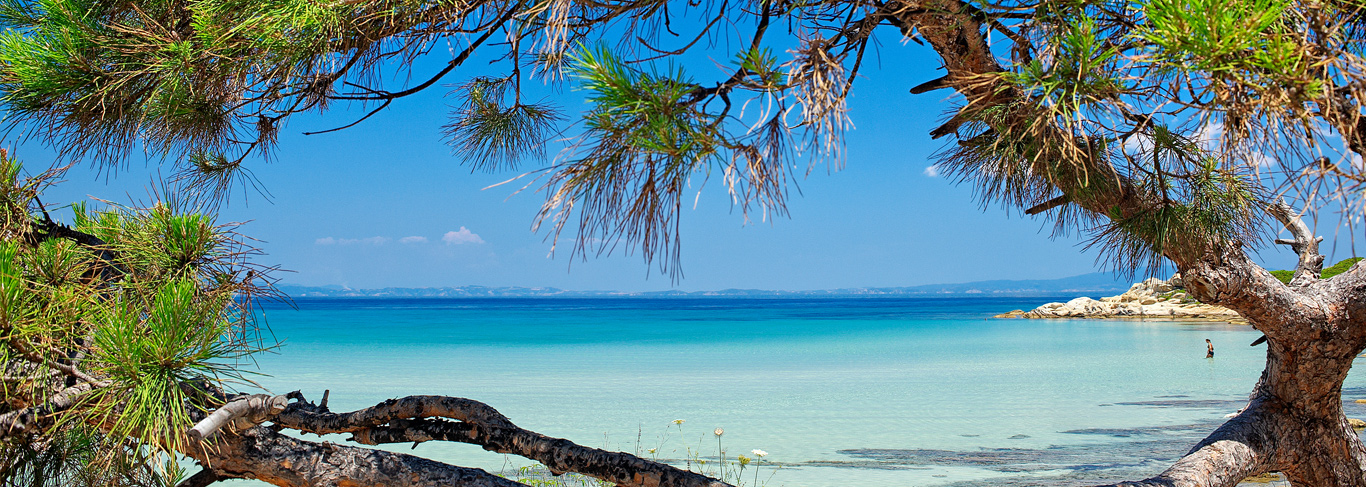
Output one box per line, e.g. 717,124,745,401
272,395,733,487
190,425,531,487
1268,202,1325,286
0,380,105,438
187,393,290,442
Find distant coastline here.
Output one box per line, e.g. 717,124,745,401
278,272,1134,298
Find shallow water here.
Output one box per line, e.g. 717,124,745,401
225,297,1357,486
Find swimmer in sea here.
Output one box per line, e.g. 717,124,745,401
1206,339,1214,358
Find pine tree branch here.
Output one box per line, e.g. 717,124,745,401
189,425,533,487
187,394,291,442
0,380,104,438
1025,195,1070,215
1267,202,1325,286
273,395,734,487
325,6,518,103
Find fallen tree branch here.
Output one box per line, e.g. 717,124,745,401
187,394,289,442
273,395,733,487
190,424,531,487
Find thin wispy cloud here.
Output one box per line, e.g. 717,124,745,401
315,236,391,245
399,236,428,244
443,227,485,245
923,165,940,178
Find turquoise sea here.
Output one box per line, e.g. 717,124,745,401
237,296,1366,486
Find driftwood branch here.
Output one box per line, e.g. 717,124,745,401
190,425,531,487
1268,202,1325,286
187,394,290,442
273,395,733,487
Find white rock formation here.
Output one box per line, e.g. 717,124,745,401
995,274,1244,323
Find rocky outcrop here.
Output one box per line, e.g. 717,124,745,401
995,275,1245,323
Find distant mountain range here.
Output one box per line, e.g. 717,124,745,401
278,272,1143,298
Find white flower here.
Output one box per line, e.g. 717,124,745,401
751,449,768,458
713,427,724,436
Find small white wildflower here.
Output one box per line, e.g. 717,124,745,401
751,449,768,458
714,427,724,437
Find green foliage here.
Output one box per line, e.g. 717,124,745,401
1141,0,1314,93
0,425,176,487
0,152,271,482
570,45,722,163
536,44,729,276
444,76,564,172
732,47,784,91
1267,258,1360,283
1323,257,1363,279
0,0,466,164
88,279,253,454
1006,15,1123,118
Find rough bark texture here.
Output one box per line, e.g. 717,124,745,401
186,425,531,487
0,380,102,437
272,395,732,487
187,394,289,442
177,394,733,487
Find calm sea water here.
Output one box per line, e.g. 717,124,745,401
230,297,1366,486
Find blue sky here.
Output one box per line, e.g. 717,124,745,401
19,30,1338,292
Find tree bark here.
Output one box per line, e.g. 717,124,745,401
271,395,732,487
186,425,532,487
187,394,289,442
180,394,734,487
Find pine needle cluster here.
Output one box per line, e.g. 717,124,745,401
0,152,275,486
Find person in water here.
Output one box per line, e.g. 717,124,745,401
1206,339,1215,358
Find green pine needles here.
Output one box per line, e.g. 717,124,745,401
445,76,565,172
932,0,1361,276
0,0,1359,278
0,152,273,486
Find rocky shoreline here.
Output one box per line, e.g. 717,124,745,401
994,274,1246,324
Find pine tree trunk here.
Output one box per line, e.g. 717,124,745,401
1245,334,1366,485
